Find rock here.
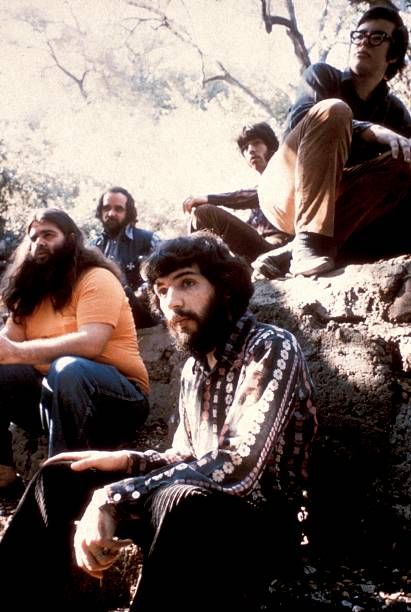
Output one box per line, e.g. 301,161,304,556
5,255,411,610
250,255,411,563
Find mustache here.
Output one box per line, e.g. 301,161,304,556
33,246,50,255
168,308,201,327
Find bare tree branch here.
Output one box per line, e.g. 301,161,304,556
261,0,311,72
204,62,277,117
124,1,208,82
46,40,89,99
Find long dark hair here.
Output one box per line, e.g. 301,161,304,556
1,208,122,322
141,231,254,323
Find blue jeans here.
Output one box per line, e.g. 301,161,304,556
0,357,149,466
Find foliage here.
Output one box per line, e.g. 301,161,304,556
0,0,409,263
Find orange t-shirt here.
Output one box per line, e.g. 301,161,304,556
22,267,149,394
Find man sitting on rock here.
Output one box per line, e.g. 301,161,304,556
0,208,149,498
253,6,411,280
0,232,317,612
93,186,160,328
182,121,291,263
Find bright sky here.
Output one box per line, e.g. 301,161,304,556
0,0,409,231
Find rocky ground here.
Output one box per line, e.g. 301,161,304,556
1,471,410,612
1,255,410,611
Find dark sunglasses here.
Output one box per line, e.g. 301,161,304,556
350,30,393,47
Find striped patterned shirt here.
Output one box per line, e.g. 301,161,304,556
106,312,317,513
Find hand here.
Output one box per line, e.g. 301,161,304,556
182,195,208,214
74,488,133,579
365,125,411,162
44,449,132,473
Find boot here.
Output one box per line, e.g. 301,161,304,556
251,241,294,280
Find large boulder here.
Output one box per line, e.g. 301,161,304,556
5,254,411,609
251,254,411,562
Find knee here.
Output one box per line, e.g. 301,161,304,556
46,357,90,389
310,98,353,131
191,204,215,230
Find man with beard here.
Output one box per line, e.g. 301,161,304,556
0,232,317,612
182,122,291,263
93,186,160,328
0,208,149,497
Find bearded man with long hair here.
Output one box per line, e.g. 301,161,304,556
0,208,149,497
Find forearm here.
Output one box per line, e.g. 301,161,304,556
207,189,259,210
0,330,103,365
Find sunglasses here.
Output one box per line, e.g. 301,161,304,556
350,30,393,47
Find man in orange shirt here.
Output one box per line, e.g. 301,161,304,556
0,208,149,495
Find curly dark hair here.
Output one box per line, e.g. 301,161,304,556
1,208,121,322
357,6,409,80
141,231,254,323
237,122,279,161
95,186,138,225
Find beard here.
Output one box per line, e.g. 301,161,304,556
102,217,126,237
15,239,77,311
166,292,233,360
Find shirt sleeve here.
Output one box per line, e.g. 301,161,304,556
385,93,411,138
285,63,370,137
103,330,316,514
207,189,259,210
75,269,124,328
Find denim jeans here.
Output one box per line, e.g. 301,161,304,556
0,357,149,467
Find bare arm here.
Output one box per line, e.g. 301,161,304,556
45,449,131,472
0,317,27,341
73,488,132,579
0,322,113,365
45,450,135,578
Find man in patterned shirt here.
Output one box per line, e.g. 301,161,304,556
0,232,317,612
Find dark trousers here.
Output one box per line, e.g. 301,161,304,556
190,205,289,263
0,462,299,612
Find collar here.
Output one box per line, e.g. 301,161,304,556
125,224,134,239
342,68,389,99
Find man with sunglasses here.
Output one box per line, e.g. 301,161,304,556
254,6,410,280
